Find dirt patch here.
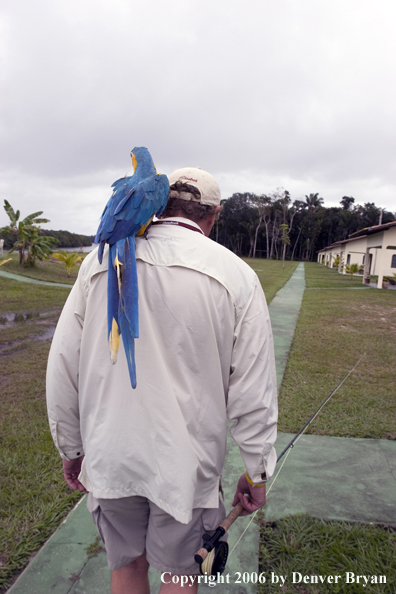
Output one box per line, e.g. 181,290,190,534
0,323,56,356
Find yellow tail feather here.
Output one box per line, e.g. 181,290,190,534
109,318,120,364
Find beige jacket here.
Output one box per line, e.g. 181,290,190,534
46,218,278,524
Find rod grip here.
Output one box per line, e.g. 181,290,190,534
194,548,208,564
219,502,244,532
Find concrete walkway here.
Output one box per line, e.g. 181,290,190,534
269,262,306,388
7,263,307,594
266,433,396,524
0,270,72,288
7,263,396,593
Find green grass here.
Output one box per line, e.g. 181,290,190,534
0,278,77,592
0,252,85,284
258,514,396,593
244,259,299,304
0,344,83,592
0,258,296,589
257,263,396,594
0,277,70,315
1,259,395,590
304,264,367,288
279,263,396,439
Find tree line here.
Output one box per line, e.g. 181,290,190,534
2,228,94,251
210,191,395,260
2,194,394,266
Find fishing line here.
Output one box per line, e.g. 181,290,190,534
227,353,366,560
196,354,366,573
228,443,294,559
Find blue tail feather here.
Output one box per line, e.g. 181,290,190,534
110,237,139,388
118,308,137,389
121,237,139,338
108,245,120,338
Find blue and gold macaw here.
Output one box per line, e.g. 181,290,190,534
94,147,169,388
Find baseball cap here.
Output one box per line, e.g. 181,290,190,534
168,167,221,206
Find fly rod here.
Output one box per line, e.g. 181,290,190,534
194,354,365,576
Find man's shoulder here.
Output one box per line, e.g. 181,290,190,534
138,225,258,314
203,241,258,313
204,238,257,279
79,246,108,285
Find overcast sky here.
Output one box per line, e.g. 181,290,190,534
1,0,395,235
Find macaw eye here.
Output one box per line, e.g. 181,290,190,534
130,150,134,158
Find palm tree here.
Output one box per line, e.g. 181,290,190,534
23,227,58,266
3,200,51,265
344,263,359,278
305,193,324,211
52,250,82,277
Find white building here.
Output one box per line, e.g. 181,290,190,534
317,221,396,289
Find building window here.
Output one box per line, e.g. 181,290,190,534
347,254,351,265
392,255,396,268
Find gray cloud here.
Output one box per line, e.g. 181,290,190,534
1,0,395,234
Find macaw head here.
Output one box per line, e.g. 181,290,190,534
130,146,156,175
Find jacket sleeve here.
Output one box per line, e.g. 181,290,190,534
46,268,87,460
227,276,278,483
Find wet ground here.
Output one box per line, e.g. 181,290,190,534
7,265,308,594
0,310,57,355
5,264,396,593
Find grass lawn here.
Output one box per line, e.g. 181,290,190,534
258,515,396,594
0,279,77,592
257,263,396,593
302,263,366,289
0,252,85,285
244,259,299,304
0,258,296,590
278,263,396,439
1,259,395,592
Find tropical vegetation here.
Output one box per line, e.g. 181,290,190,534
52,250,82,277
212,192,395,261
344,263,359,277
1,224,93,252
2,200,57,266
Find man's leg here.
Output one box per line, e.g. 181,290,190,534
159,575,198,594
111,553,150,594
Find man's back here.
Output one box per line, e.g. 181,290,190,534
47,217,276,524
47,164,278,590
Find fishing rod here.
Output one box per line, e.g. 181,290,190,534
194,354,366,576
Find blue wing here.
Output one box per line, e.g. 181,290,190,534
95,173,169,264
96,155,169,390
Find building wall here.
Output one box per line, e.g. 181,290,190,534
339,236,367,273
375,227,396,278
317,226,396,286
317,246,342,268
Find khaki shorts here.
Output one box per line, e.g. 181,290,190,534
87,493,226,574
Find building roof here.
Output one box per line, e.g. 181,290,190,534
318,235,368,252
318,220,396,253
349,220,396,239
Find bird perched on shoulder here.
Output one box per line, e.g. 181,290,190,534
94,147,169,388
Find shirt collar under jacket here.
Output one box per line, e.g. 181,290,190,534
152,217,203,232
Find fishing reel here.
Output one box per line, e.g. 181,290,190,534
197,532,229,575
194,503,244,576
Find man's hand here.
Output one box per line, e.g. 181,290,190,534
63,456,88,492
232,472,266,516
